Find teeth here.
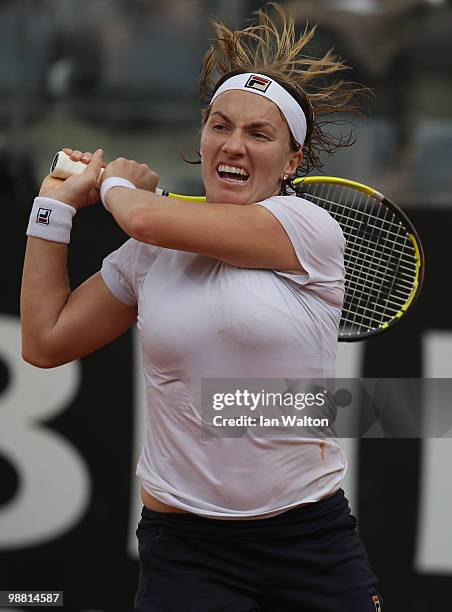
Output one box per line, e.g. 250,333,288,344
217,164,249,177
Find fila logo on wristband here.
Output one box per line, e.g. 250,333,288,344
37,208,52,225
245,74,271,93
27,197,76,244
372,595,381,611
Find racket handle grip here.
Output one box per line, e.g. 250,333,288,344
49,151,164,196
50,150,104,180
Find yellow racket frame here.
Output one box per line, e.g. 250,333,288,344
163,176,383,203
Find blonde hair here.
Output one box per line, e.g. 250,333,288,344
199,3,371,176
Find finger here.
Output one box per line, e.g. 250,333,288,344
70,150,83,162
62,147,74,155
85,149,104,177
81,151,92,164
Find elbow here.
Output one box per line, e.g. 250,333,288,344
22,354,59,370
22,350,58,369
21,341,60,369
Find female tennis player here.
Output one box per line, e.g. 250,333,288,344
21,4,383,611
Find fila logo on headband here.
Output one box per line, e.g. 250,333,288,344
372,595,381,611
36,208,52,225
245,74,272,93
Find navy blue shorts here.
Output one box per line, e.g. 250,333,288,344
134,490,383,611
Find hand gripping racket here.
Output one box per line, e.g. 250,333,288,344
51,151,425,342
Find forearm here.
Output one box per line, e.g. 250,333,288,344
20,237,71,363
105,187,161,241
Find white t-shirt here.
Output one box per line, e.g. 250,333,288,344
101,195,347,519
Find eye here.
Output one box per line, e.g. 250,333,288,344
212,123,229,132
251,132,270,141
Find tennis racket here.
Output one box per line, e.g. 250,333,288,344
50,151,425,342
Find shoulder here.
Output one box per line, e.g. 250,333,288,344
257,195,344,244
101,238,163,306
102,237,162,284
263,195,341,224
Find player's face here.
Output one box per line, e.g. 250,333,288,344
200,90,302,205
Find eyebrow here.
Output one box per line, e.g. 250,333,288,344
210,111,277,132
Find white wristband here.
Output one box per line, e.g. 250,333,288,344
26,197,77,244
100,177,137,211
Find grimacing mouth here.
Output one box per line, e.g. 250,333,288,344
216,163,250,182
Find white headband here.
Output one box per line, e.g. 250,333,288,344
210,73,307,146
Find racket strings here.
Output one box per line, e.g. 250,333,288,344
297,183,418,336
306,193,413,242
345,216,414,331
341,188,386,333
305,194,417,269
341,200,414,332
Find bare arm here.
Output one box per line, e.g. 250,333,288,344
102,158,304,272
21,149,137,368
21,238,137,369
109,188,303,270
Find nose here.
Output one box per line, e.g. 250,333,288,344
221,129,246,156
